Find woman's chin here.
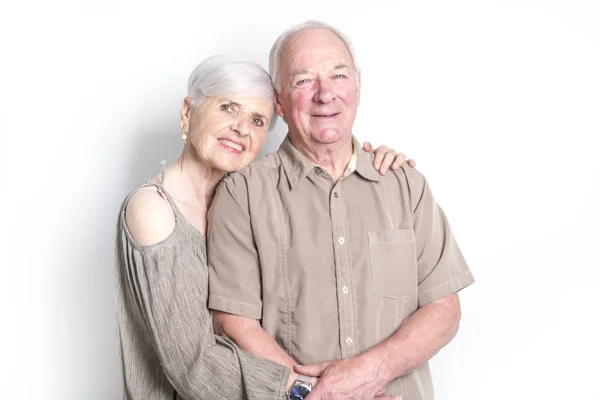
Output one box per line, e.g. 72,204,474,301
210,157,250,174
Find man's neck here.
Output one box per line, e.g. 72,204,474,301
289,134,354,181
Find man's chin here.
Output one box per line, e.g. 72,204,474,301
313,128,349,144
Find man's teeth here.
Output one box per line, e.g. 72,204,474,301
219,139,243,152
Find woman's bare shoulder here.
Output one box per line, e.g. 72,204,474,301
124,187,176,246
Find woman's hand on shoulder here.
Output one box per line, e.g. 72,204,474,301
125,187,176,246
363,142,416,175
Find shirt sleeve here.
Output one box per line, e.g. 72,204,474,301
119,227,288,399
401,165,475,307
207,175,265,319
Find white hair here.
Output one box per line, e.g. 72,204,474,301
269,20,360,92
187,55,278,130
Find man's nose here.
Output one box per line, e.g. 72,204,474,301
313,80,335,103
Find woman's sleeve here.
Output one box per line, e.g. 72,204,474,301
119,237,290,400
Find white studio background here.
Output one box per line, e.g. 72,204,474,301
1,0,598,399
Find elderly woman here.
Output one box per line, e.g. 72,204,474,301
115,56,411,400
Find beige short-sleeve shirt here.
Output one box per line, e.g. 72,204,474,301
208,135,474,399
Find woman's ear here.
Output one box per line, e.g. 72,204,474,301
180,97,192,132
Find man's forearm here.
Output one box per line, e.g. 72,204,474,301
360,293,462,385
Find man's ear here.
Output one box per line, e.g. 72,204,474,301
356,72,362,106
180,97,192,132
275,92,286,119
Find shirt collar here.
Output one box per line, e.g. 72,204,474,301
353,137,384,182
278,135,382,190
338,145,357,180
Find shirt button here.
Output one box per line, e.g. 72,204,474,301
338,237,345,245
346,337,353,345
342,286,349,294
334,192,339,198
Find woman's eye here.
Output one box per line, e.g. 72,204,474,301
296,79,309,86
252,118,264,127
334,74,346,79
220,104,233,112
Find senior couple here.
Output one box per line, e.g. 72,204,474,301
115,20,474,400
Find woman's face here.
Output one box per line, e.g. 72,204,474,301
181,94,274,173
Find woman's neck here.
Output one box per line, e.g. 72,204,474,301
163,150,225,212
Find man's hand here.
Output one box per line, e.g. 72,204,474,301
295,357,401,400
363,141,416,175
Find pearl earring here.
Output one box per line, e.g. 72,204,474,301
182,132,188,143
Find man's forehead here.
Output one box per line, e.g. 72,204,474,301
282,28,353,70
286,28,348,52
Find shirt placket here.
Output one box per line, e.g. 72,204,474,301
329,180,357,359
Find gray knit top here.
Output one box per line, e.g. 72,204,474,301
114,171,290,400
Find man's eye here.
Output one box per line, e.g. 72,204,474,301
252,118,264,127
220,104,233,112
334,74,346,79
296,79,309,86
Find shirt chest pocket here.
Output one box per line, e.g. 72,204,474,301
368,229,417,299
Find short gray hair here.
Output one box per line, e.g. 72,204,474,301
269,20,360,92
187,55,278,130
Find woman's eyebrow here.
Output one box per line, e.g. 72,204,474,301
250,112,268,121
225,101,267,121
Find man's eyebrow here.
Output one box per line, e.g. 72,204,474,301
333,64,352,70
290,65,351,76
289,69,310,78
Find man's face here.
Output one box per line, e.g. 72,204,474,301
276,28,360,147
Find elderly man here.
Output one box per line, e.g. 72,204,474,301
208,21,474,400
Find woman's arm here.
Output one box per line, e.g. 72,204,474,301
118,188,290,399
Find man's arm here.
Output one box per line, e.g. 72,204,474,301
214,311,403,399
296,293,460,399
370,292,461,379
298,167,473,399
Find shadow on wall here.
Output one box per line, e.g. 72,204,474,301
126,122,183,187
259,122,288,158
54,109,182,399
